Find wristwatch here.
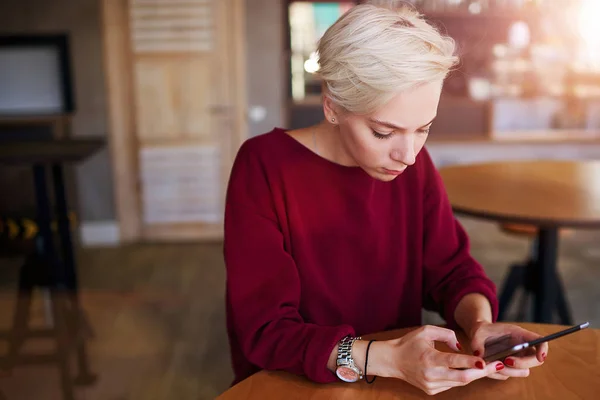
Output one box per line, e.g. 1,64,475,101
335,336,363,383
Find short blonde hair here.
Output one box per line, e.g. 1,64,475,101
317,0,459,115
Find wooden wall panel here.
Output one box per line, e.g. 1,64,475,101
139,145,221,224
129,0,214,54
134,58,211,142
101,0,142,241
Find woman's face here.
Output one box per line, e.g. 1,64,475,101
333,81,442,181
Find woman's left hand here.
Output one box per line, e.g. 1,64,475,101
468,321,548,381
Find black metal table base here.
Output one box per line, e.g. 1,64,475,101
0,164,97,400
498,227,574,325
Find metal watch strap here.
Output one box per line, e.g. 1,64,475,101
337,336,363,378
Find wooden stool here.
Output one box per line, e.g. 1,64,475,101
0,165,96,400
497,223,573,324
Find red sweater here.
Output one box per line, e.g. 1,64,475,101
223,128,498,385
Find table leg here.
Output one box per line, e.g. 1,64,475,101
33,164,75,400
556,274,574,325
51,163,97,386
52,164,77,291
533,228,559,323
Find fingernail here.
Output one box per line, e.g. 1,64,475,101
456,342,462,351
496,363,504,371
476,361,484,369
542,353,546,361
473,350,480,357
505,358,515,367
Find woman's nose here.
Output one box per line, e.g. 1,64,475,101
390,135,416,166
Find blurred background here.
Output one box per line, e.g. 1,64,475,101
0,0,599,399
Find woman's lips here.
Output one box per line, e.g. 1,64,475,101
383,168,404,176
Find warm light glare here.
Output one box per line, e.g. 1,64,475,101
304,51,320,74
579,0,600,40
468,2,482,14
508,21,530,49
578,0,600,69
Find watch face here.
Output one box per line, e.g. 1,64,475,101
336,366,359,383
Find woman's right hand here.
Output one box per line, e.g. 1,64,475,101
363,325,504,395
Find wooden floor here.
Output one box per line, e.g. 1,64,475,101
0,217,599,399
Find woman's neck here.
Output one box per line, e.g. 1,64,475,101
314,122,357,167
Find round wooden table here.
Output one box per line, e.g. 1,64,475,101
438,160,600,324
217,323,600,399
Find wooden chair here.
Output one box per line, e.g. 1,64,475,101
497,223,573,324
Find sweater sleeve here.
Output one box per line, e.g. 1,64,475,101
223,141,355,383
420,151,499,329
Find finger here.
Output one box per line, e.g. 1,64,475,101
426,381,457,389
536,341,549,363
472,333,511,358
470,333,487,358
504,355,543,369
419,325,461,352
515,326,543,342
436,351,485,370
510,326,548,363
425,386,453,396
434,361,505,384
424,379,468,394
487,373,510,381
495,366,531,378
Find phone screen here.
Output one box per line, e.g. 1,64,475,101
483,334,525,362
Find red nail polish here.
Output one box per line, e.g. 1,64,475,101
476,361,484,369
496,363,504,371
473,350,480,357
456,342,463,351
505,358,515,367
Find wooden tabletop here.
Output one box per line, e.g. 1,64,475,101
0,138,105,165
438,161,600,228
217,323,600,399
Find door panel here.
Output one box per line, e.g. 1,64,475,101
134,57,212,142
102,0,246,241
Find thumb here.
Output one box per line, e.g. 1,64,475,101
470,334,486,358
419,325,462,352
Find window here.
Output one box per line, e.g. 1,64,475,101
288,2,358,103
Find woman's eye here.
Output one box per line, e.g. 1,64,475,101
419,128,431,135
373,130,391,139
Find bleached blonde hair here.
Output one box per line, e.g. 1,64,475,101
317,0,459,115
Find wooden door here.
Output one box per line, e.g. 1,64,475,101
102,0,247,242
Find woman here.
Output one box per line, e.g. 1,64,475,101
223,1,547,395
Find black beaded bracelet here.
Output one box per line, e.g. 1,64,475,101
364,339,377,384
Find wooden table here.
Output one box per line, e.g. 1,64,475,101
438,161,600,324
0,139,104,165
217,323,600,399
0,138,105,296
0,138,105,400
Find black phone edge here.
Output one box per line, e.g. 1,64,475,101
526,322,590,348
482,322,590,363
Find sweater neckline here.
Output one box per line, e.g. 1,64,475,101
274,127,368,175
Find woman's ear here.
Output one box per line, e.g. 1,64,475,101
322,95,340,125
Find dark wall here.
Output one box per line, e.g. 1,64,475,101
0,0,289,224
0,0,114,222
245,0,286,137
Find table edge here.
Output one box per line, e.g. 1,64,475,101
217,323,594,398
451,206,600,229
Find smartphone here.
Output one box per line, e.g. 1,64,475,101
482,322,590,363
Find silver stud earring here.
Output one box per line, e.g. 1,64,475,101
331,118,336,123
